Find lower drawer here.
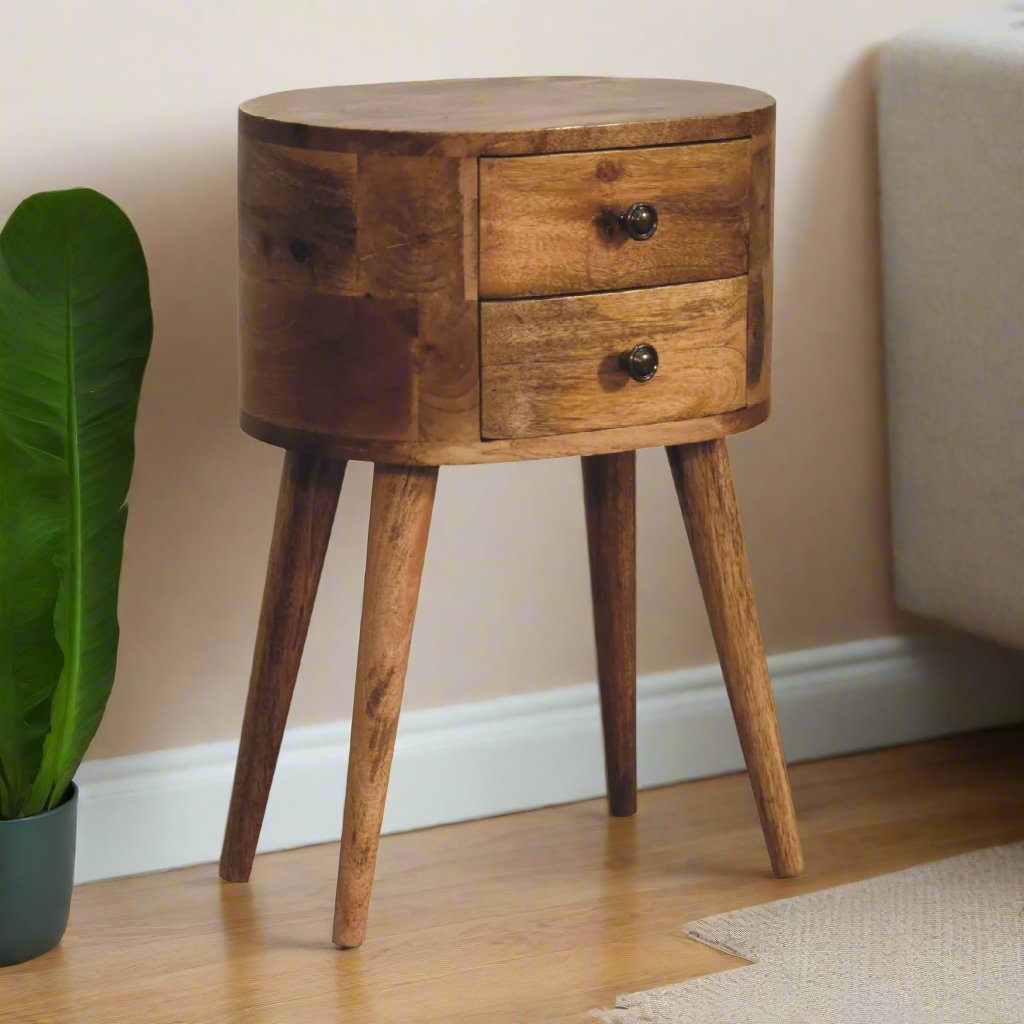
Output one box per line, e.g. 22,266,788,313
480,278,748,439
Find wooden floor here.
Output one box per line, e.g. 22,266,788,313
6,728,1024,1024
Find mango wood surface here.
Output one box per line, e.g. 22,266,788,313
582,451,637,817
479,141,750,298
667,440,803,877
238,77,775,461
239,140,479,445
7,730,1023,1024
481,279,747,439
241,402,770,466
220,451,346,882
745,115,774,404
334,464,439,949
240,76,774,157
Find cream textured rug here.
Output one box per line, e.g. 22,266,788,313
592,843,1024,1024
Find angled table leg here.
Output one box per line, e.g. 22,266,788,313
220,450,346,882
333,463,439,948
667,439,804,878
582,451,638,817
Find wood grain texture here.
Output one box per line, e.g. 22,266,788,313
240,76,775,157
240,401,770,466
479,141,750,298
481,279,748,439
483,345,743,439
220,451,346,883
745,113,774,404
238,141,358,294
667,440,803,878
238,78,774,461
239,138,479,445
582,452,637,817
7,730,1023,1023
334,464,439,949
240,277,420,441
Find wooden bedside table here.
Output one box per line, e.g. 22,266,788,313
219,76,804,949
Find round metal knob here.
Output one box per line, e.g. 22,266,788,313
619,343,659,382
619,202,658,241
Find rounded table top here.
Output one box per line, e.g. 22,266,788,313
240,76,774,157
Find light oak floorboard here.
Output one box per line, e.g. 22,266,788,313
5,728,1024,1023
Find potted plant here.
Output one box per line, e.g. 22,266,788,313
0,189,153,966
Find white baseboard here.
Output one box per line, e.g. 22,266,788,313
73,633,1024,884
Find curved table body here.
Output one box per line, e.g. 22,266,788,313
221,77,804,949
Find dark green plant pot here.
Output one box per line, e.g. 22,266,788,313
0,783,77,968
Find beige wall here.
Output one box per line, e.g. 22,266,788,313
4,0,978,760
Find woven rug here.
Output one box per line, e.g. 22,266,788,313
592,843,1024,1024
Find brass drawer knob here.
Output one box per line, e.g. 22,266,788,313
619,202,658,241
619,343,659,382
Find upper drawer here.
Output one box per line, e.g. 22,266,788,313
479,139,750,299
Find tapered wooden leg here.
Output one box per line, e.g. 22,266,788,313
666,440,804,878
582,451,637,817
333,464,439,948
220,451,346,883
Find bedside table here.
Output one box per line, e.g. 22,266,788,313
219,76,804,949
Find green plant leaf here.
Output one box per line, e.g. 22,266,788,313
0,189,152,816
0,428,64,818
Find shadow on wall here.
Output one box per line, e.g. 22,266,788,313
857,45,904,603
741,49,911,642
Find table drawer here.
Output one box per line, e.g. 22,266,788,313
481,278,747,439
479,140,750,299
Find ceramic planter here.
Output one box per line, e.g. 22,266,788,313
0,783,77,967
